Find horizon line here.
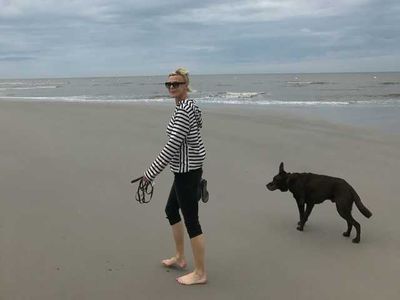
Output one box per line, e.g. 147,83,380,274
1,70,399,80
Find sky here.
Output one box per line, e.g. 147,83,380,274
0,0,399,78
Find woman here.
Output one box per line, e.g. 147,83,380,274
142,68,207,285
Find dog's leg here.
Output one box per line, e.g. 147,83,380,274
336,202,361,243
343,219,352,237
296,201,305,231
298,203,314,230
350,216,361,243
303,203,314,225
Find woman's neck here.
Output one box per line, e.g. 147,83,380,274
175,96,187,105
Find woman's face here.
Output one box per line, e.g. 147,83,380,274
165,75,188,99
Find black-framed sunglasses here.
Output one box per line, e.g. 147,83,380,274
165,81,186,89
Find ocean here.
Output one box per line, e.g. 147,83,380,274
1,72,399,133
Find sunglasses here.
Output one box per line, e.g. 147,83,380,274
165,81,186,89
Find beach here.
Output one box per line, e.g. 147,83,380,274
1,101,399,300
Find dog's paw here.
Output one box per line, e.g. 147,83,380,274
352,238,360,244
296,226,304,231
343,232,350,237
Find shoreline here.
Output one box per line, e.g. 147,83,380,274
0,99,399,136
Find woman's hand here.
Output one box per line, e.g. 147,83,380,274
142,174,151,184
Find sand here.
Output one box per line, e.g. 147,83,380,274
0,101,399,300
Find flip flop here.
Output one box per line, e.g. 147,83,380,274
200,179,209,203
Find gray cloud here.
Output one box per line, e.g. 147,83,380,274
0,0,399,78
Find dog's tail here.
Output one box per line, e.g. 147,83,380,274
352,188,372,218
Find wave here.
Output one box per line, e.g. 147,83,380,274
1,95,400,106
0,85,60,90
381,82,400,85
382,93,400,98
200,98,400,106
218,92,265,98
287,81,330,86
0,96,169,103
287,81,312,85
0,81,27,85
310,81,330,85
351,99,400,105
198,99,350,106
365,93,400,99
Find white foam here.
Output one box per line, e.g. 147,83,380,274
0,82,26,85
287,81,313,85
1,95,399,107
220,92,264,98
0,96,169,103
198,98,350,106
0,85,59,90
353,99,400,105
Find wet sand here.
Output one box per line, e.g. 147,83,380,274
0,101,399,299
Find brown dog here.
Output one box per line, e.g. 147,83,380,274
266,163,372,243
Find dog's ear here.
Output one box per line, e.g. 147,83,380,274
279,162,285,174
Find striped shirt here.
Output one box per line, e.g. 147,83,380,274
144,99,206,181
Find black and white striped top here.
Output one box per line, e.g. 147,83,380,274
144,99,206,181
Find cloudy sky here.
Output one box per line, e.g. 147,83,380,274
0,0,399,78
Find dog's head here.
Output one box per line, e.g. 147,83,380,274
266,162,290,192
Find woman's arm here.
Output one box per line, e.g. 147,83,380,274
144,108,190,181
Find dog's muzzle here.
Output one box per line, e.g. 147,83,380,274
266,182,277,191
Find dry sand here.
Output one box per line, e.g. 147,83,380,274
0,101,399,300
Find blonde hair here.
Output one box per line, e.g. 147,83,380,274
169,67,192,92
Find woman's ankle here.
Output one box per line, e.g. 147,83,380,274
194,268,206,277
175,253,185,260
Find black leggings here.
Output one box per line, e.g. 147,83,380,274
165,168,203,239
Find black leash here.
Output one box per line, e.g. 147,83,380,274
131,176,154,204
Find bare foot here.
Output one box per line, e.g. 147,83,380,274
176,271,207,285
161,257,187,269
